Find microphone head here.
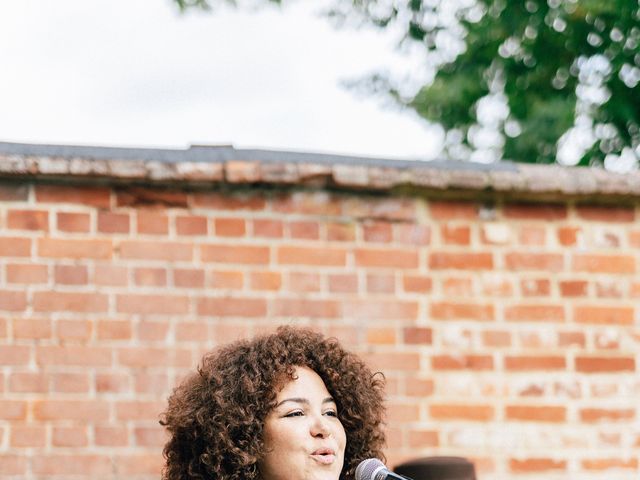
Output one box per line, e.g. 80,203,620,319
355,458,387,480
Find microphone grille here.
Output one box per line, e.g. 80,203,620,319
355,458,386,480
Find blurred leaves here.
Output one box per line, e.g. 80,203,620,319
175,0,640,166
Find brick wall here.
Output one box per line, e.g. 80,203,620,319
0,178,639,479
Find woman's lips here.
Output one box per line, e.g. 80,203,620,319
310,448,336,465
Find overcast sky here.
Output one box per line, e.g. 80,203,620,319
0,0,443,159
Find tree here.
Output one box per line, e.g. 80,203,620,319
175,0,640,168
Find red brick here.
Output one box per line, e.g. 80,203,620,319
576,356,635,373
504,203,567,220
0,401,27,420
518,225,546,245
137,320,169,341
115,454,164,475
406,378,435,396
287,272,321,292
97,211,130,233
97,320,132,340
403,327,432,345
117,294,189,315
33,400,109,421
505,356,566,371
505,252,563,271
0,237,31,257
272,299,340,318
408,429,439,448
394,224,430,245
175,322,208,342
273,191,341,216
0,291,27,311
94,426,129,446
355,248,418,268
402,275,432,293
215,217,246,237
13,318,52,340
32,455,112,475
0,455,27,475
136,211,168,234
576,205,635,222
208,270,244,289
118,347,169,367
36,184,111,208
326,222,355,241
582,458,638,470
52,427,88,447
38,238,112,259
7,209,49,231
95,373,129,393
11,426,46,447
362,352,420,371
176,215,208,235
8,373,47,393
363,221,393,243
250,271,282,291
253,219,284,238
432,355,493,370
442,277,474,295
174,268,205,288
57,319,92,341
429,252,493,270
482,330,511,347
33,291,107,312
366,273,395,293
580,408,635,422
193,192,265,210
56,211,90,232
342,300,418,320
505,405,566,422
0,182,28,200
95,265,128,286
558,331,586,347
366,327,396,345
573,254,635,273
505,305,565,322
509,458,566,472
328,274,358,293
278,246,345,266
0,346,30,365
134,267,167,286
557,226,580,246
430,201,477,220
198,297,266,317
37,346,111,366
116,187,188,208
289,220,320,240
6,263,48,283
119,240,192,261
430,404,494,421
202,244,269,264
521,278,551,296
560,280,588,297
431,302,494,321
135,426,167,447
574,305,634,325
53,373,90,393
54,264,88,285
116,400,166,420
441,224,471,245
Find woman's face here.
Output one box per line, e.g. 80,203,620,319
259,366,347,480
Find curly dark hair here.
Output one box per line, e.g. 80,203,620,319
160,326,386,480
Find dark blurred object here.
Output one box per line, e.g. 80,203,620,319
394,457,476,480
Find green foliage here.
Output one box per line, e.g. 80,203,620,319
175,0,640,166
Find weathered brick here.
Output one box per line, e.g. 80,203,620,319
119,240,192,261
505,405,566,422
277,246,345,266
214,217,246,237
574,305,634,325
197,297,266,317
38,238,112,259
430,252,493,270
7,209,49,231
202,244,269,264
36,184,111,208
97,212,130,233
430,404,494,421
56,212,90,233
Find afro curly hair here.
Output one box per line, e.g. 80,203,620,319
160,326,386,480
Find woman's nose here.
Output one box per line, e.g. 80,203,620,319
310,415,331,438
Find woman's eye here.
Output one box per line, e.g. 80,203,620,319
285,411,304,418
324,410,338,417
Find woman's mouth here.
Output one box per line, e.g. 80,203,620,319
310,448,336,465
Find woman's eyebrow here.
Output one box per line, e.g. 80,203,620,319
275,396,335,408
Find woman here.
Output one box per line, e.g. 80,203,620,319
160,326,386,480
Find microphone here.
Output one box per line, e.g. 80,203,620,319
355,459,414,480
